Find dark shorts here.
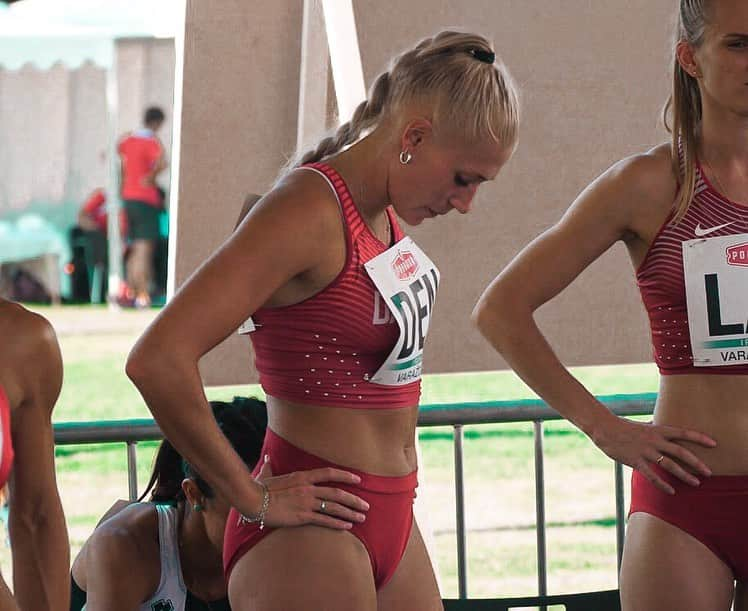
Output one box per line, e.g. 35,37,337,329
123,200,161,241
224,428,418,590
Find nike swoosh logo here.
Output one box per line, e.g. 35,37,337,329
694,222,734,237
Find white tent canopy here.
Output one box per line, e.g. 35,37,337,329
0,0,180,69
0,0,180,302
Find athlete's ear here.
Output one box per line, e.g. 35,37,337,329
400,118,434,153
181,479,203,507
675,39,700,78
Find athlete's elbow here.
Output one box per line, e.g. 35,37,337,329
472,287,527,348
472,296,504,342
126,337,194,413
125,338,165,391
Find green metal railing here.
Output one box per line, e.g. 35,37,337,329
53,393,657,600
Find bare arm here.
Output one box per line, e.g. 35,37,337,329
141,139,168,189
127,173,368,527
95,499,132,527
473,151,716,493
79,507,159,611
143,154,167,188
77,210,99,232
234,193,263,230
9,314,69,611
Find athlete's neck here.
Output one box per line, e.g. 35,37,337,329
698,104,748,165
697,102,748,202
327,129,394,227
178,508,226,601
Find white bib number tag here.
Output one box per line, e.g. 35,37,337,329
683,233,748,366
237,316,257,335
364,237,440,385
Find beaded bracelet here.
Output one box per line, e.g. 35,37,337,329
237,483,270,530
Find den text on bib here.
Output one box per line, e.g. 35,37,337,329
364,237,440,385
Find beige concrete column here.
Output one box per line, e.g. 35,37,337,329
176,0,304,383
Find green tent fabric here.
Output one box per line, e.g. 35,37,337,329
0,214,71,297
0,215,68,264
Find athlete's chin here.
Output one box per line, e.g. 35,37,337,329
398,212,425,226
401,208,439,226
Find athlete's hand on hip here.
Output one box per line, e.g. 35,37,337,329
253,458,369,529
592,415,716,495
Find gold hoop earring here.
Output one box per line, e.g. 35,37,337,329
399,150,412,165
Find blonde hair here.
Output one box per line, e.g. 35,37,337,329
663,0,711,223
292,31,520,169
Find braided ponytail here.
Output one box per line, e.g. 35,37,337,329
297,70,392,165
283,30,519,177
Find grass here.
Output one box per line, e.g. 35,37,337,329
0,305,660,598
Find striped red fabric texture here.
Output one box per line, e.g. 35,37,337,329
637,159,748,374
249,162,422,408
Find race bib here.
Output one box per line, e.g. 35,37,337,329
683,234,748,366
238,316,257,335
364,236,440,385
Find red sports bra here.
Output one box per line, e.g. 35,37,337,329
637,159,748,374
248,162,439,408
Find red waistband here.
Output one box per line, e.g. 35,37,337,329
639,463,748,492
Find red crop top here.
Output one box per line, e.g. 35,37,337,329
248,162,427,408
637,159,748,374
0,386,14,489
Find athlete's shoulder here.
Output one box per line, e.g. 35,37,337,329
245,165,348,234
277,164,345,207
0,302,61,412
80,502,162,600
89,502,161,559
606,142,677,206
0,301,57,359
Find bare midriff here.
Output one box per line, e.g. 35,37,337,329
267,396,419,477
655,374,748,474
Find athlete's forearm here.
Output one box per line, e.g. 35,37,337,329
473,298,616,439
11,495,69,611
126,349,265,515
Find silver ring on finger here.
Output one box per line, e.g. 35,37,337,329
656,455,665,465
319,499,326,513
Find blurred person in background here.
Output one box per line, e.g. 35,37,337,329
118,106,168,309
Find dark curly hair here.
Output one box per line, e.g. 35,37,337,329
138,397,267,503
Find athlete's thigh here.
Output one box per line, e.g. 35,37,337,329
228,525,377,611
620,513,734,611
377,520,443,611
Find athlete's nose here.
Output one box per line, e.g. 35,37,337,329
450,185,477,214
